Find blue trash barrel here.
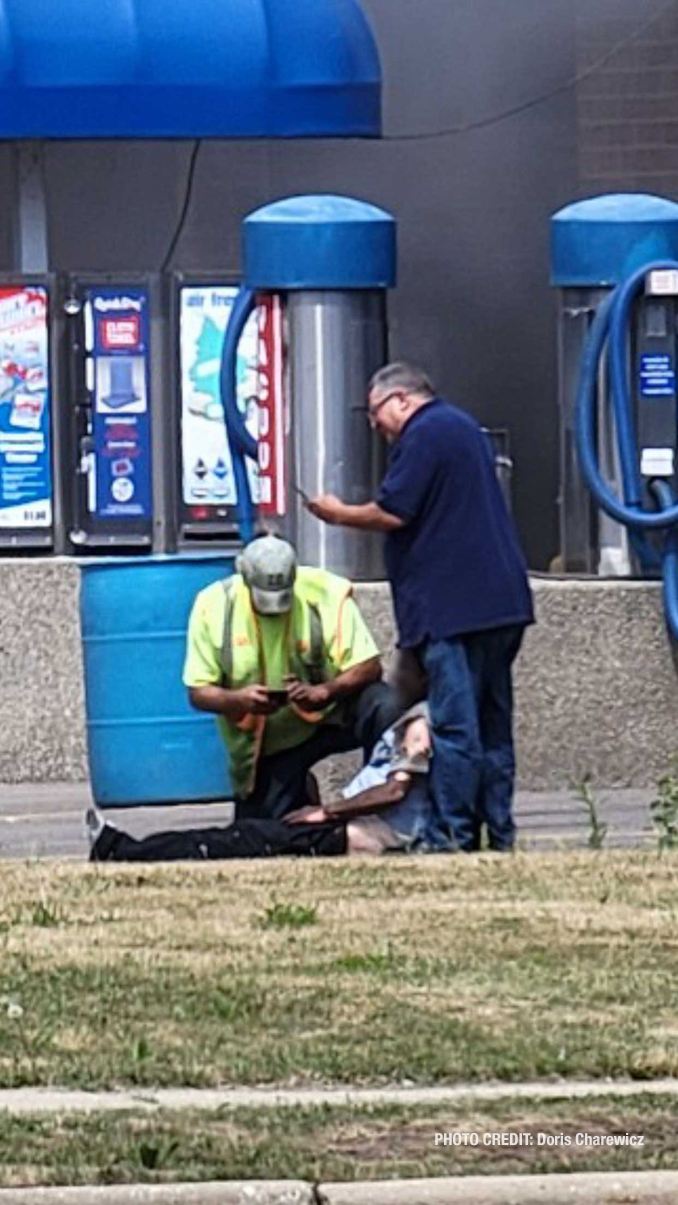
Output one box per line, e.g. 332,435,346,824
80,554,234,807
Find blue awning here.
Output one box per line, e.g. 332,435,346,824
0,0,381,138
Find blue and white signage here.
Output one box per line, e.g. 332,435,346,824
179,285,260,512
85,286,152,521
0,286,52,530
639,353,676,399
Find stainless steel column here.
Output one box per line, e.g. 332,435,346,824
557,286,631,575
557,288,602,574
287,290,386,580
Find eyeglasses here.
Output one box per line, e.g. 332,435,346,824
367,390,402,427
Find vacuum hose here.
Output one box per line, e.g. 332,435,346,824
574,260,678,639
219,286,259,544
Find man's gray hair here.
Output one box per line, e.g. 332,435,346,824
369,361,435,399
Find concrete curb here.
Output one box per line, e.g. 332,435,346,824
2,1175,678,1205
319,1171,678,1203
0,1186,311,1205
2,1078,678,1114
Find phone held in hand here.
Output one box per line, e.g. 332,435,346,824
266,688,289,708
293,483,312,506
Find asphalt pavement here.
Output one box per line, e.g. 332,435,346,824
0,781,656,860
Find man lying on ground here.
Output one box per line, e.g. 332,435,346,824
86,653,432,862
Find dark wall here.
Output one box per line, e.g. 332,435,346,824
1,2,586,566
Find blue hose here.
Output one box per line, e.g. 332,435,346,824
219,286,258,543
575,266,678,530
574,260,678,638
650,479,678,642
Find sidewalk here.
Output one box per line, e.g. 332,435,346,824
1,1077,678,1115
0,1171,678,1204
0,782,656,860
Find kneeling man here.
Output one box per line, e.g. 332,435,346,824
183,534,399,822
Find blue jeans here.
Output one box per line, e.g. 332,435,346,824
421,625,525,852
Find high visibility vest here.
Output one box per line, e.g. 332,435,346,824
221,568,353,799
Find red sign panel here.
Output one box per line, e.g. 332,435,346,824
256,295,285,516
99,316,141,351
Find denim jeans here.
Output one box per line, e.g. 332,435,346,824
421,625,525,852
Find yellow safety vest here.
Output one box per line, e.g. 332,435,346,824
221,568,354,799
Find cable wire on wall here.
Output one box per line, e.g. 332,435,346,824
383,0,678,142
160,139,202,271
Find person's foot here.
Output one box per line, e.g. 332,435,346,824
84,806,116,859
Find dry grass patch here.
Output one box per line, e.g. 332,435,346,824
1,1095,677,1187
1,851,678,1087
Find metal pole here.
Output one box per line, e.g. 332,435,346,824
13,142,49,275
287,290,386,580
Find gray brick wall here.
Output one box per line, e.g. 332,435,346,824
576,0,678,197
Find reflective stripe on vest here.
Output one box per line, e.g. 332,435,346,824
220,579,327,686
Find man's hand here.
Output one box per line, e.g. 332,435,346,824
284,675,332,710
231,685,282,719
307,493,345,525
189,683,284,724
284,805,330,825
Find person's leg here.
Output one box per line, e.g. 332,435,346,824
343,680,401,761
90,824,217,862
346,816,407,855
90,817,347,862
237,682,400,822
421,638,482,852
475,624,525,852
237,725,355,821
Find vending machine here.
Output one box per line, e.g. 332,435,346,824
0,277,56,550
62,275,157,552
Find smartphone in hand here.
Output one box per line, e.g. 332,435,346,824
266,688,289,708
293,483,312,506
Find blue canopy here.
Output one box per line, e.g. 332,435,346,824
0,0,381,137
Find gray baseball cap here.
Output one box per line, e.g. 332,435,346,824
237,536,297,615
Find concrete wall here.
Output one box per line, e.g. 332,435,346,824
2,562,678,792
0,561,86,783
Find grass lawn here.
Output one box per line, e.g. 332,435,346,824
1,851,678,1089
1,1095,677,1187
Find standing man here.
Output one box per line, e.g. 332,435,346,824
184,534,399,821
308,362,534,852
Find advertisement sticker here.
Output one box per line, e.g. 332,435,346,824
179,286,276,520
85,287,152,522
0,286,52,529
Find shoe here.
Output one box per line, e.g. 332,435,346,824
85,806,116,857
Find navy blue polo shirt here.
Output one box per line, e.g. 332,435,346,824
377,398,534,647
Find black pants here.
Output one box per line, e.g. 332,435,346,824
236,680,401,822
91,818,347,863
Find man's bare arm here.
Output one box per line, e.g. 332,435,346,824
286,655,383,710
325,655,383,700
323,773,412,819
188,684,278,722
308,494,404,532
